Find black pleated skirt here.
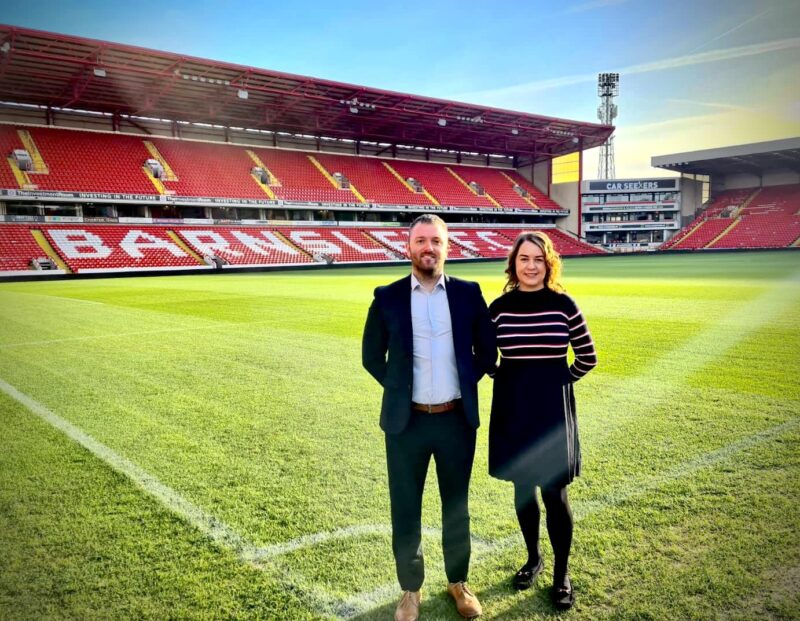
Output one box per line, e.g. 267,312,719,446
488,360,581,487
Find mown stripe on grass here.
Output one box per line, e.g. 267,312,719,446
0,375,373,619
5,369,793,620
337,416,800,618
587,271,800,445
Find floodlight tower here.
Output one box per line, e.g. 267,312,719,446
597,72,619,179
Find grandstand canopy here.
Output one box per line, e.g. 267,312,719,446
0,24,613,162
651,138,800,176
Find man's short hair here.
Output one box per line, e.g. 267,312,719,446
408,214,448,235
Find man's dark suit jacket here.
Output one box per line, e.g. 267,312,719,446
362,274,497,435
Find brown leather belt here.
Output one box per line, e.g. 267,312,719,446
412,399,459,414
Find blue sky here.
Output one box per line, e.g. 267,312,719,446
3,0,799,178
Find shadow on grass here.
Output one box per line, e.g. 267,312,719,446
349,577,566,620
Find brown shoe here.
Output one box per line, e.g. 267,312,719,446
394,590,421,621
447,582,482,618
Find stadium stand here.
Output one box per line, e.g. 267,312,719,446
41,226,205,273
250,148,357,204
313,154,433,206
0,25,620,280
500,170,564,211
668,219,735,250
275,227,396,262
1,124,575,212
447,229,512,258
0,224,607,274
0,225,49,271
172,227,314,266
663,184,800,250
662,188,756,250
2,126,158,194
150,139,266,199
387,160,496,208
498,227,606,255
709,183,800,249
449,166,533,209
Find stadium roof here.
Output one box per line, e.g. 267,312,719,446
0,24,613,162
651,137,800,176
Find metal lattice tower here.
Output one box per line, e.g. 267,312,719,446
597,72,619,179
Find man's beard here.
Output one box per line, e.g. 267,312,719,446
414,254,440,277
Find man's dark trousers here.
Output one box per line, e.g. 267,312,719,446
385,404,476,591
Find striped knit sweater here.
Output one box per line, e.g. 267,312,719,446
489,287,597,381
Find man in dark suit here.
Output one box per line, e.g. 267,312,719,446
362,214,496,621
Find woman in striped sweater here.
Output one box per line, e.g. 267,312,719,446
488,231,597,610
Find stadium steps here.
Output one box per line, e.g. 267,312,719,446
500,171,538,208
447,235,480,259
31,229,71,272
142,166,169,195
381,162,439,205
792,235,800,247
143,141,178,181
665,219,704,249
705,217,741,248
307,155,366,203
362,230,407,258
446,167,501,208
272,230,317,261
739,187,762,212
17,129,49,174
6,156,35,189
165,231,205,263
358,231,403,259
245,150,278,199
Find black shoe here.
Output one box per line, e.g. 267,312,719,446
512,558,543,590
551,576,575,610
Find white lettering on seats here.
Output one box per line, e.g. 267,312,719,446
179,230,242,257
368,230,407,253
48,229,112,259
448,231,477,252
230,230,299,255
120,230,187,258
476,231,510,248
289,231,341,255
331,231,388,254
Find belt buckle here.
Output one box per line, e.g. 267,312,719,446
427,404,433,414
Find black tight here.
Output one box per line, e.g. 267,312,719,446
513,482,573,583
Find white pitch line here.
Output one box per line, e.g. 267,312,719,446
336,416,800,618
0,376,382,620
3,374,798,620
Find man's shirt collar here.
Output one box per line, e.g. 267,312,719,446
411,273,446,292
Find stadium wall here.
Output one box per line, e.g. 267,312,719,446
680,177,704,221
763,170,800,186
550,181,580,235
715,170,800,191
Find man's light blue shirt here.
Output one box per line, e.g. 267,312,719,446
410,273,461,404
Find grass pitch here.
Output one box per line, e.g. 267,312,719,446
1,251,798,620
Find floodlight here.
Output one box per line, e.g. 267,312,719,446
437,118,447,127
93,68,106,77
237,89,249,99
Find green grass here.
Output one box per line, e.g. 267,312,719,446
1,251,799,620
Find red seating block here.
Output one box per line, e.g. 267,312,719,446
0,225,46,271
